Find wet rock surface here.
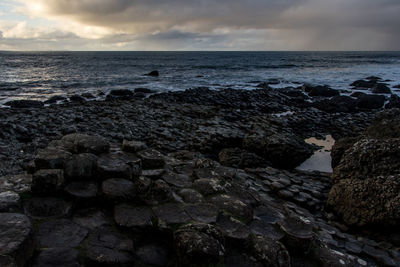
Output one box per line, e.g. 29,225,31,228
0,86,399,266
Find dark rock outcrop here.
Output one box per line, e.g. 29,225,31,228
4,100,44,109
371,83,391,94
302,85,339,97
145,70,160,77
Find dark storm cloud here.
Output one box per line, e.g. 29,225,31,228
13,0,400,50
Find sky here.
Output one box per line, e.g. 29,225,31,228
0,0,399,51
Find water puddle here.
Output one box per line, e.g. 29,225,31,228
296,135,335,173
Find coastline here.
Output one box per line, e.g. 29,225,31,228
1,83,400,266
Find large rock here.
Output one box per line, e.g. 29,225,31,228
64,182,98,199
371,83,391,94
385,95,400,109
0,213,34,267
61,134,110,155
32,169,64,193
350,79,376,88
330,137,358,169
251,235,291,267
137,149,165,169
0,174,32,194
35,147,72,170
64,153,98,180
364,108,400,139
210,194,253,223
97,154,132,180
106,89,135,101
302,85,339,97
174,223,225,265
102,178,136,200
356,94,385,109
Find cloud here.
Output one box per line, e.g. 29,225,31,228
2,0,400,50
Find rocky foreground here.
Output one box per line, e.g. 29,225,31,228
1,79,400,266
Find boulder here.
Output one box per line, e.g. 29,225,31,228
174,223,225,265
35,147,72,170
330,137,358,169
145,70,159,77
178,188,205,203
0,213,34,267
32,169,64,193
364,108,400,138
0,174,32,194
193,178,225,196
4,100,44,108
356,94,385,109
97,154,132,180
69,95,85,102
371,83,391,94
302,85,339,97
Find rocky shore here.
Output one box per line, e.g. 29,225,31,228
1,79,400,266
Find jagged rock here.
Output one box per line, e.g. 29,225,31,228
350,79,376,88
210,194,253,223
102,178,136,200
174,223,225,265
32,169,64,193
61,134,110,155
162,171,192,188
64,153,98,180
4,100,44,108
36,219,88,248
371,83,391,94
0,213,34,267
82,92,95,99
32,248,79,267
0,192,20,212
251,235,291,267
193,178,225,195
0,174,32,194
114,204,154,228
178,188,205,203
136,244,169,266
24,198,72,219
73,209,111,230
85,228,135,266
35,147,72,170
97,154,132,180
64,182,98,198
137,149,165,169
122,140,147,153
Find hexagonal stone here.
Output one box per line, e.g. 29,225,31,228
64,153,98,180
0,213,34,267
32,169,64,193
193,178,225,195
61,134,110,155
279,215,314,252
0,174,32,194
35,147,72,170
85,228,134,266
162,172,192,188
64,182,98,198
0,192,20,212
153,203,191,227
32,248,79,267
97,154,132,180
145,180,173,205
114,204,154,228
174,223,225,265
122,140,147,153
137,149,165,169
184,203,218,224
141,169,165,180
36,219,88,248
72,209,111,230
24,198,72,219
210,195,254,223
178,189,205,203
249,220,285,241
216,213,251,242
251,235,290,267
102,178,136,200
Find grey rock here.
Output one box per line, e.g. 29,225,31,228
153,203,191,227
210,194,253,223
178,188,205,203
61,134,110,155
64,182,98,198
97,154,132,180
193,178,225,195
251,235,291,267
102,178,136,200
162,171,192,188
0,191,20,212
35,148,72,170
73,209,111,230
64,153,98,180
137,149,165,169
32,248,79,267
32,169,64,193
184,203,219,224
24,198,72,219
114,204,154,228
0,174,32,194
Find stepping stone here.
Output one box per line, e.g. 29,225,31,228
279,215,314,252
32,248,79,267
249,219,285,241
251,235,290,267
137,149,165,169
32,169,64,193
64,153,98,180
35,147,72,170
0,191,20,212
141,169,165,180
184,203,219,224
73,209,111,230
216,213,250,242
162,172,192,188
0,213,34,267
114,204,154,228
65,182,98,198
85,228,134,266
153,203,191,227
97,154,132,180
61,134,110,155
24,198,72,219
210,195,253,223
102,178,136,200
36,219,88,248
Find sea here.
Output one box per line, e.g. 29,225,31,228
1,51,400,105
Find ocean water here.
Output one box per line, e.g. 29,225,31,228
0,51,400,104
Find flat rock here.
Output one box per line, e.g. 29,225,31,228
32,169,64,193
216,213,251,242
141,169,165,180
0,213,34,267
64,182,98,198
114,204,154,228
85,228,135,266
36,219,88,248
0,191,20,212
137,149,165,169
4,100,44,108
32,248,79,267
249,219,285,241
102,178,136,200
24,198,72,219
